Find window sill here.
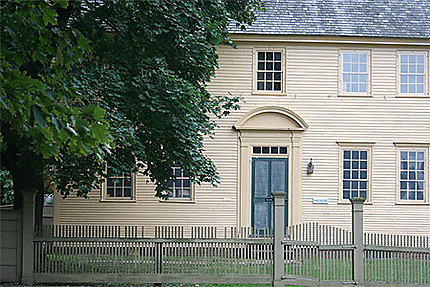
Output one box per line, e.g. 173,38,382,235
395,94,429,98
251,92,287,97
338,93,372,98
159,199,195,204
99,199,137,203
337,200,373,205
395,201,429,205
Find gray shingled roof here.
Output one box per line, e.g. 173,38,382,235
229,0,430,38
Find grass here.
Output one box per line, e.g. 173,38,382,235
41,254,272,275
364,258,430,282
37,253,430,285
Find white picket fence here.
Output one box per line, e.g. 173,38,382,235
33,225,274,284
32,224,430,286
31,199,430,286
363,232,430,285
281,222,430,286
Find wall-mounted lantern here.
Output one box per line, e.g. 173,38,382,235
307,158,314,174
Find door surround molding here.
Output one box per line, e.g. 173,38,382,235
234,106,307,228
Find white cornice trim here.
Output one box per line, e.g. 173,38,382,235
230,35,430,46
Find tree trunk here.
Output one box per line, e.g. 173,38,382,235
34,191,45,226
2,129,45,225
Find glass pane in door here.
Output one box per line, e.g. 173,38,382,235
271,160,286,193
254,160,269,197
254,201,270,229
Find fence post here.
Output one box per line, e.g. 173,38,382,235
272,192,286,287
350,197,365,286
154,242,163,287
21,189,35,285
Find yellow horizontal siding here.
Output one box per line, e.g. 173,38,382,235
57,42,430,235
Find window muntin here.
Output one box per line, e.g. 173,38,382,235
168,166,192,200
399,53,426,95
341,51,369,94
256,51,283,92
342,149,369,200
253,146,288,155
105,168,133,199
399,150,426,201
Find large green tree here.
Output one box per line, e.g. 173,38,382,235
1,0,261,220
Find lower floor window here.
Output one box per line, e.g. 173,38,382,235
339,145,372,202
399,150,426,201
104,167,134,200
168,166,192,200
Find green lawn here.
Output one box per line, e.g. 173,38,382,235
40,254,272,274
37,253,429,285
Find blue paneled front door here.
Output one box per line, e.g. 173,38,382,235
251,158,288,229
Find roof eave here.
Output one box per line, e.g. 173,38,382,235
228,33,430,46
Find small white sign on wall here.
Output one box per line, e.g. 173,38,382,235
312,198,329,204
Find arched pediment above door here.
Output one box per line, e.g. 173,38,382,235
233,106,308,131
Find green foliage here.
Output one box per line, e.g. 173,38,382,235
1,0,262,199
0,0,111,160
0,170,14,205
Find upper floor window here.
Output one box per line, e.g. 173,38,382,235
397,147,428,203
103,167,135,200
341,51,370,95
338,143,373,203
399,52,427,95
254,49,285,94
167,165,193,201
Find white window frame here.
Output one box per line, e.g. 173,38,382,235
161,166,195,203
101,170,136,202
397,51,429,97
339,49,372,97
252,48,286,95
395,143,429,205
337,142,374,204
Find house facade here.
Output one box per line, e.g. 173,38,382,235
54,0,430,235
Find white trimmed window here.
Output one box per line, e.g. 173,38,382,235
341,51,370,94
398,148,428,202
167,166,193,200
399,52,427,95
103,167,135,200
254,49,285,94
339,144,372,202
